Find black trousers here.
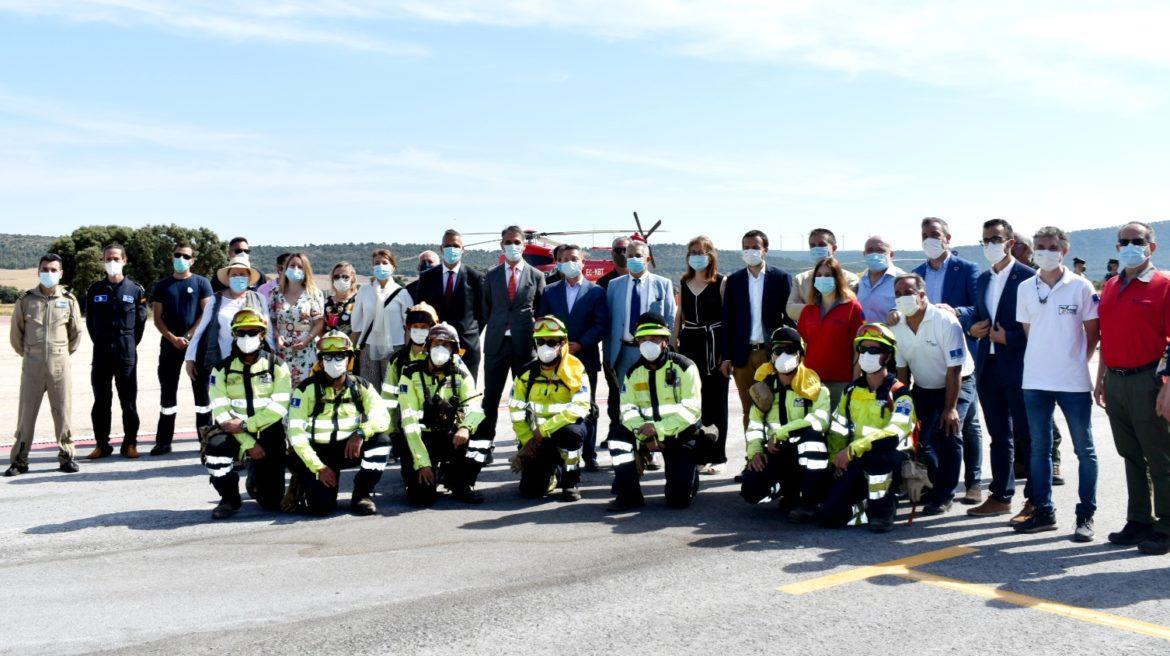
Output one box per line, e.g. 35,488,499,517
740,431,829,509
395,429,485,503
474,340,530,443
819,444,905,528
699,369,730,464
518,421,587,498
155,339,209,446
609,425,701,508
603,365,621,444
91,350,139,447
204,424,287,510
583,369,600,464
298,433,392,516
194,367,213,430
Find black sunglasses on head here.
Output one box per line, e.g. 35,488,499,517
857,345,886,355
535,338,562,348
1119,238,1148,247
173,253,193,260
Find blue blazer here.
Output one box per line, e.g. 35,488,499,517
540,278,609,373
604,272,676,368
913,254,980,353
967,261,1033,380
721,264,793,368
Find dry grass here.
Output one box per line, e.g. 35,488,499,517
0,268,36,289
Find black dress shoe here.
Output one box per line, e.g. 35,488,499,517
149,443,172,456
3,464,29,477
58,460,80,473
921,500,953,516
605,497,645,512
1138,531,1170,555
1108,521,1155,546
451,488,485,504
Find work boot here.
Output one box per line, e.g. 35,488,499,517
120,444,140,459
149,443,172,456
1109,521,1156,546
58,460,80,473
561,486,582,502
921,499,953,516
1138,532,1170,556
1073,515,1095,542
351,497,377,516
867,516,895,533
87,445,113,460
967,498,1012,517
1010,501,1036,527
4,464,28,477
961,486,983,505
605,497,645,512
1052,462,1065,486
451,487,485,505
584,459,600,473
1014,509,1057,533
211,499,242,520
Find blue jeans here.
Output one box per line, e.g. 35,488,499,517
913,376,976,506
1022,389,1098,518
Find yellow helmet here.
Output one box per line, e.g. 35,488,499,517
230,308,267,334
854,322,897,351
633,312,671,339
317,330,354,356
533,315,568,340
405,302,439,326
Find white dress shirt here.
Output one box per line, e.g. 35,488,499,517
747,267,766,343
984,256,1016,355
565,277,583,313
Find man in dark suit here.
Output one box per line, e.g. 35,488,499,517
475,226,547,458
720,229,794,430
412,230,485,378
540,245,609,470
964,218,1035,521
913,217,985,505
404,250,439,302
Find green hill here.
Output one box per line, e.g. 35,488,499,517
0,234,56,268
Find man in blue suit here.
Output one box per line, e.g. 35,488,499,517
913,217,985,505
964,218,1035,521
604,239,676,441
541,245,609,471
719,229,794,431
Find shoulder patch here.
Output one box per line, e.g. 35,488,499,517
399,383,409,394
291,396,302,408
121,294,135,303
93,294,108,303
894,398,913,415
209,374,216,385
948,348,963,359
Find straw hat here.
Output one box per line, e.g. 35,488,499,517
216,254,262,287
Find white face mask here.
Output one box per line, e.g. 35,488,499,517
922,238,946,260
895,294,921,317
333,277,352,293
639,341,663,361
774,352,799,374
1033,250,1063,272
742,249,764,267
430,345,452,367
236,335,262,354
104,260,124,277
983,241,1007,266
409,327,429,345
858,352,885,374
323,359,348,379
537,344,560,363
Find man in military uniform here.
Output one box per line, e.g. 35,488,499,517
85,243,148,459
6,255,83,476
288,331,392,516
398,323,486,506
607,312,710,511
508,316,591,501
202,308,291,519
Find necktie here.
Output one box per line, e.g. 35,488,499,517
508,266,518,301
629,278,641,338
445,270,455,302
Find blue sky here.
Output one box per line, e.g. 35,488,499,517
0,1,1167,253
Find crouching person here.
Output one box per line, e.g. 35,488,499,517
817,323,916,533
288,331,391,517
510,316,591,502
398,323,486,506
740,327,832,522
607,313,707,512
203,308,291,519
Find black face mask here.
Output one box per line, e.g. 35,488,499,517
612,251,628,268
419,262,436,274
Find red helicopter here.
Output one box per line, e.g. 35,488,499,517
463,212,664,282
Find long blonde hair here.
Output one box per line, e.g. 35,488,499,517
279,252,319,295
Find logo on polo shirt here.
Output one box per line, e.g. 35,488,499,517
1058,304,1079,316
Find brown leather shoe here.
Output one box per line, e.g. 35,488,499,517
1009,501,1036,526
967,498,1012,517
87,445,113,460
120,444,140,459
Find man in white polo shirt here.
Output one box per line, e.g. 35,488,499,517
892,273,976,515
1013,226,1099,541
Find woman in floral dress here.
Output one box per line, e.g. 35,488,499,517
324,261,358,336
268,252,325,385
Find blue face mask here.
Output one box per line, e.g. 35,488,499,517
442,246,462,266
688,254,709,271
373,264,393,281
230,275,249,293
284,267,305,283
173,258,191,274
626,257,646,274
1118,244,1149,269
39,271,60,289
865,252,889,272
558,261,581,279
503,244,524,263
813,276,837,295
809,246,831,262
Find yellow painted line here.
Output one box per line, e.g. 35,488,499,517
900,569,1170,642
777,546,976,595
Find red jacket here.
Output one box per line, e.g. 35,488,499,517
798,299,865,383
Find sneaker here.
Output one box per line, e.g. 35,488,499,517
967,498,1012,517
921,500,953,516
699,463,726,476
605,497,645,512
87,445,113,460
1073,516,1095,542
149,444,172,456
350,497,377,516
1009,501,1036,527
211,500,241,520
561,487,582,502
1052,463,1065,486
960,486,983,505
451,487,485,505
3,464,28,477
1138,531,1170,556
1014,510,1058,534
787,507,817,524
1108,521,1156,546
58,460,80,473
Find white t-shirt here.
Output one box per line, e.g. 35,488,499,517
893,303,974,389
184,292,274,362
1016,268,1099,392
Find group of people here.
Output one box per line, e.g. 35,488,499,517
7,221,1170,556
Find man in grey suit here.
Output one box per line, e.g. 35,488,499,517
473,226,547,475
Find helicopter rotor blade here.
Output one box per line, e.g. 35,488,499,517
633,211,645,237
644,220,662,241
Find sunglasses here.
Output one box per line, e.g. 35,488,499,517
232,247,251,255
535,338,562,348
234,329,263,337
332,274,351,280
1119,238,1149,247
612,247,627,254
772,345,801,355
321,353,349,363
173,253,193,260
857,345,886,355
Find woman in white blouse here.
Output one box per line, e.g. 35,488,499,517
350,248,412,391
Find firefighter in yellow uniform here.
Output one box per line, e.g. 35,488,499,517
288,331,391,516
508,316,591,502
740,326,832,522
815,323,916,533
6,256,83,476
397,323,485,506
203,308,292,519
607,312,711,512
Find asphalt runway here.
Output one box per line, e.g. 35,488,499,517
1,321,1168,655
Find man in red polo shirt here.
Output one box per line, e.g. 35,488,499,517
1096,220,1170,556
